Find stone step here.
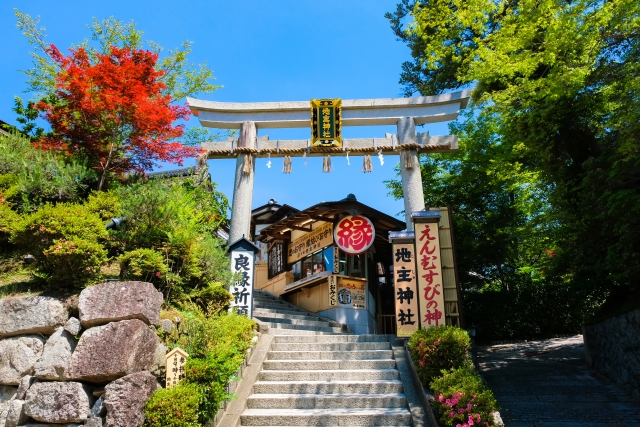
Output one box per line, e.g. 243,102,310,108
259,369,400,382
246,393,407,409
252,380,404,395
267,350,394,360
270,342,391,351
261,323,344,333
266,329,346,336
253,311,320,322
262,360,397,371
253,306,309,316
254,316,337,328
272,334,390,344
240,408,412,426
253,300,299,308
255,308,317,319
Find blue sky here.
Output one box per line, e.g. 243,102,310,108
0,1,454,219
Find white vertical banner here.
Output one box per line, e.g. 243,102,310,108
230,249,254,318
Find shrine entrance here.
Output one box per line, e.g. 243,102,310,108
188,91,470,334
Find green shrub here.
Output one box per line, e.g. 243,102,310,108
188,282,233,314
408,326,471,384
42,238,108,284
144,383,201,427
166,309,255,423
430,366,499,427
113,180,231,301
84,190,122,221
185,355,237,424
0,131,95,212
11,203,108,286
0,204,19,245
119,248,168,284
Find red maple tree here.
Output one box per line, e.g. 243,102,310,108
36,44,199,190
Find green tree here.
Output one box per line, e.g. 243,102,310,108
387,0,640,295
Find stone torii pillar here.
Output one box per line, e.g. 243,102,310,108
228,121,256,244
398,117,425,231
187,91,471,239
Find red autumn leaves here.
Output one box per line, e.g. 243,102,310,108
36,44,199,189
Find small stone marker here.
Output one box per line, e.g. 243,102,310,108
165,347,188,389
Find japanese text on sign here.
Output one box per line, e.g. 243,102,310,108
393,242,420,337
230,250,254,317
165,348,188,389
334,215,375,254
311,99,342,147
414,223,445,329
337,277,367,309
328,275,337,306
287,222,334,263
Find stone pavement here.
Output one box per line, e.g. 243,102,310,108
476,335,640,426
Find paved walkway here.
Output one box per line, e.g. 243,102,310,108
476,335,640,426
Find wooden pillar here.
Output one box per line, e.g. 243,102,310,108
397,117,425,231
229,121,256,244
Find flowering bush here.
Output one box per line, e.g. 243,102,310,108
408,325,471,384
430,367,499,427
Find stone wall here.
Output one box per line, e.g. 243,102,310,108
583,309,640,401
0,281,167,427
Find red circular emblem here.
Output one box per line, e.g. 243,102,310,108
334,215,375,254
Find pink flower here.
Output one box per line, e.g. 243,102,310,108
467,403,473,410
438,395,444,403
155,271,161,277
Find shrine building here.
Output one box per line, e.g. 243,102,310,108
249,194,404,334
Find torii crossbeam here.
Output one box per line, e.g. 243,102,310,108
188,90,471,242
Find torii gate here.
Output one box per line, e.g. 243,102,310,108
187,90,470,243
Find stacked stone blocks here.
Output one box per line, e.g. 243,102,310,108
0,282,165,427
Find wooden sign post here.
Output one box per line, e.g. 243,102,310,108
229,237,260,318
389,231,420,337
412,210,446,329
165,347,188,389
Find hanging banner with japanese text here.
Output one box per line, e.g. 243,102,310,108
328,275,337,306
334,215,375,255
287,222,334,263
311,99,342,147
230,249,255,318
337,276,367,309
392,241,420,337
414,222,445,329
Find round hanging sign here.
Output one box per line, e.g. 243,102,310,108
334,215,376,255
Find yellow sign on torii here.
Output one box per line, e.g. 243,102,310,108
310,99,343,147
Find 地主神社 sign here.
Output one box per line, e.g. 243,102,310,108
165,347,188,389
287,222,333,263
390,232,420,337
229,237,259,318
334,215,375,255
311,99,342,147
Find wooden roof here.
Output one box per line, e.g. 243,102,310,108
257,194,405,243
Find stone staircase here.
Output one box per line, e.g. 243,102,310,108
240,291,413,426
252,290,348,335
